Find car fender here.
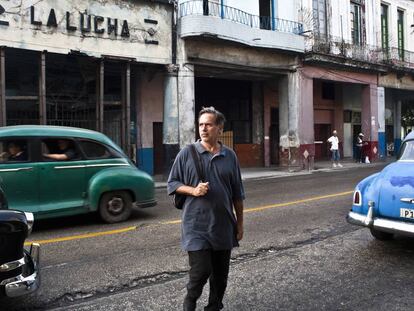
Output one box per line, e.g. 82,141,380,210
87,167,155,211
352,172,381,214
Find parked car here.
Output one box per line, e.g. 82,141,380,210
347,132,414,240
0,187,40,297
0,125,156,223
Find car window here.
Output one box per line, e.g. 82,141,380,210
0,139,29,163
41,138,80,161
79,140,122,159
399,140,414,161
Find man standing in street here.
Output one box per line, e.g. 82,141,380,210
327,130,342,168
355,132,364,163
167,106,245,311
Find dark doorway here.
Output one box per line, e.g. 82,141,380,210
314,124,331,160
259,0,271,30
270,108,279,165
153,122,164,175
352,124,362,159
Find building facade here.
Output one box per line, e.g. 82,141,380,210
0,0,174,175
172,0,305,169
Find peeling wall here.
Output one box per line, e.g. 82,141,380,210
0,0,172,64
139,71,164,148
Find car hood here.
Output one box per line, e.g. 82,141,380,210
377,161,414,220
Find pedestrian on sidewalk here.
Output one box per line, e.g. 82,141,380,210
355,133,364,163
167,106,245,311
327,130,342,168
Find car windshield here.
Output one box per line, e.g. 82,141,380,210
399,140,414,160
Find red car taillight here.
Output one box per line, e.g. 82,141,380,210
353,190,361,206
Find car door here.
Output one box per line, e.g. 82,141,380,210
38,138,87,213
0,138,39,213
78,139,129,182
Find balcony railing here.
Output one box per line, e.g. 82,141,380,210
307,34,414,70
179,0,303,35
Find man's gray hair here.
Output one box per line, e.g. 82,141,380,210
198,106,226,127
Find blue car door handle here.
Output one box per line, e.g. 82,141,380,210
400,198,414,204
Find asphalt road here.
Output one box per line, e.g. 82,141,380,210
2,164,414,311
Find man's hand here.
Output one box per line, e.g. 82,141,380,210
236,222,243,241
192,182,209,197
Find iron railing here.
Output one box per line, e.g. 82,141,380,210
179,0,304,35
307,34,414,70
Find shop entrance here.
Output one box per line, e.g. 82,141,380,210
314,124,331,160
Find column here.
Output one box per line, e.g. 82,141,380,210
177,64,195,148
361,84,379,161
163,64,180,176
0,48,5,126
39,51,46,125
96,60,104,132
377,87,386,159
298,71,314,170
278,71,314,170
394,99,402,155
252,82,264,165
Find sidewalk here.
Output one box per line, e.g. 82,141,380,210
154,157,395,188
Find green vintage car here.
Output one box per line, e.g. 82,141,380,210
0,125,156,223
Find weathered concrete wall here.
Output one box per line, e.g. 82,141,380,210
178,63,195,147
184,40,299,72
0,0,172,63
252,81,264,145
379,73,414,91
139,71,164,148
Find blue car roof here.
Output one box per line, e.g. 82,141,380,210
404,131,414,142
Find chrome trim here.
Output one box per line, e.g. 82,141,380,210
24,212,34,234
3,243,40,297
85,163,129,168
347,209,414,237
0,167,33,172
0,257,25,272
54,165,86,170
400,198,414,204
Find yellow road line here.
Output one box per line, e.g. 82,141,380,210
245,191,353,213
24,190,353,246
25,225,137,246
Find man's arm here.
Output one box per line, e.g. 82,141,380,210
43,153,69,160
233,199,244,241
176,183,209,197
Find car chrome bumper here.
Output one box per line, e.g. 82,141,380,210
347,206,414,237
2,243,40,297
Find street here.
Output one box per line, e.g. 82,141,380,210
2,164,414,311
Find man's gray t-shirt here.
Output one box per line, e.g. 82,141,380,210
167,141,245,251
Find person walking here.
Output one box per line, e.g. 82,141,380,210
167,106,245,311
327,130,342,168
355,133,364,163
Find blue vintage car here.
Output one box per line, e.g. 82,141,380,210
347,132,414,240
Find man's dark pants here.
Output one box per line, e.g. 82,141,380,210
184,249,231,311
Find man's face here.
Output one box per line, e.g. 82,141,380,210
58,140,69,150
198,113,222,145
333,131,337,137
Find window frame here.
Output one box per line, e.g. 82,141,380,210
77,139,124,160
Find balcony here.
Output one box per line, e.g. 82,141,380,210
305,34,414,73
179,0,304,53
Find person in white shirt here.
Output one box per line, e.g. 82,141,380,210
327,130,342,168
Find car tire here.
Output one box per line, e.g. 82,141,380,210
99,191,132,223
370,228,394,241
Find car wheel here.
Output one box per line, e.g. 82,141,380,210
370,228,394,241
99,191,132,223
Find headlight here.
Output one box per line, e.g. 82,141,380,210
24,212,34,234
